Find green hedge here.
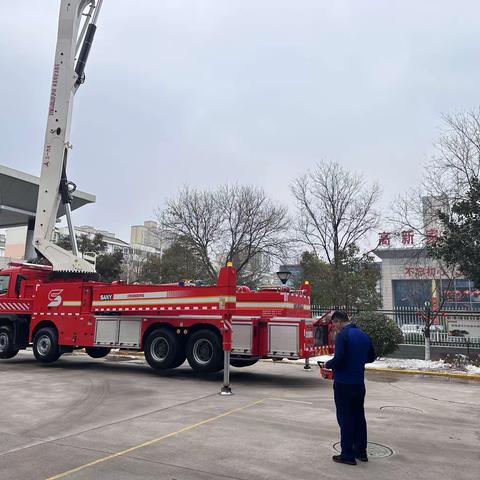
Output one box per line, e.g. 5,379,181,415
354,312,404,357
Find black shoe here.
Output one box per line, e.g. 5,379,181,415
355,453,368,462
332,455,357,465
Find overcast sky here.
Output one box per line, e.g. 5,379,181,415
1,1,480,242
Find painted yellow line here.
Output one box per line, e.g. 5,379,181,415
367,367,480,381
45,398,266,480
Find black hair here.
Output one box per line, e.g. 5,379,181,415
331,310,349,322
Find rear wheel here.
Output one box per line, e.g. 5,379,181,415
0,326,19,359
186,330,223,373
33,327,61,363
85,347,111,359
230,358,259,368
144,328,181,370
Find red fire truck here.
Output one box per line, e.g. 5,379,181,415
0,1,333,386
0,261,332,372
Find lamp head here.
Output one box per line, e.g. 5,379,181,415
276,270,292,285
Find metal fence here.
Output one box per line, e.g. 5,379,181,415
311,305,480,348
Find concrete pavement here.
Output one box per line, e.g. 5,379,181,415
0,351,478,480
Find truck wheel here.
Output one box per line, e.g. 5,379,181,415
33,327,61,363
0,326,19,359
186,329,223,373
230,358,259,368
85,347,111,359
144,328,180,370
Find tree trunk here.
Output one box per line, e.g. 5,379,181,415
424,336,431,361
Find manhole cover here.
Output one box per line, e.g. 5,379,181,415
333,442,393,458
380,405,424,414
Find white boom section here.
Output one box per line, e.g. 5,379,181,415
33,0,102,273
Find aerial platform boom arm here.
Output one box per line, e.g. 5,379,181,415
33,0,102,273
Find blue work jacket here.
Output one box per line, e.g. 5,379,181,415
325,324,376,384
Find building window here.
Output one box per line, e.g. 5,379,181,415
438,279,480,310
393,280,432,308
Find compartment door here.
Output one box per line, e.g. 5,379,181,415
232,322,254,355
268,323,299,357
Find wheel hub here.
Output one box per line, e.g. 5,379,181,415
151,337,169,362
0,333,9,353
193,339,213,365
37,335,51,356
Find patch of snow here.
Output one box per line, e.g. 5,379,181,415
295,356,480,376
466,364,480,375
366,357,480,375
366,358,449,371
309,355,334,363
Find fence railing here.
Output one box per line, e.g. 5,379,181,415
311,305,480,348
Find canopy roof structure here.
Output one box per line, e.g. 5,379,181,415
0,164,95,228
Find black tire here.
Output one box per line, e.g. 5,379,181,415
33,327,61,363
85,347,111,359
144,328,180,370
186,329,224,373
170,339,187,368
230,358,259,368
0,326,19,359
170,351,187,368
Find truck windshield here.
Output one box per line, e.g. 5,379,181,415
0,275,10,295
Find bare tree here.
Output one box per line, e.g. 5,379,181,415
121,247,151,284
291,161,380,266
159,184,290,284
393,109,480,238
159,186,222,281
389,109,480,360
427,109,480,198
390,110,480,260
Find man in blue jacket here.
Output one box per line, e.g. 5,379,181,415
324,311,376,466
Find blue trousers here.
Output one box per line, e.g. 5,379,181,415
333,381,367,460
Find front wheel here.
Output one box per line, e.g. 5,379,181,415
33,327,61,363
85,347,111,359
0,326,19,359
186,330,224,373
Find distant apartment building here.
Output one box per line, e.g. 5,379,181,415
55,225,130,255
130,220,166,255
3,224,129,260
0,234,9,268
0,233,5,257
4,227,28,259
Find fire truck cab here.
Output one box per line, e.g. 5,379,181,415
0,263,50,357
